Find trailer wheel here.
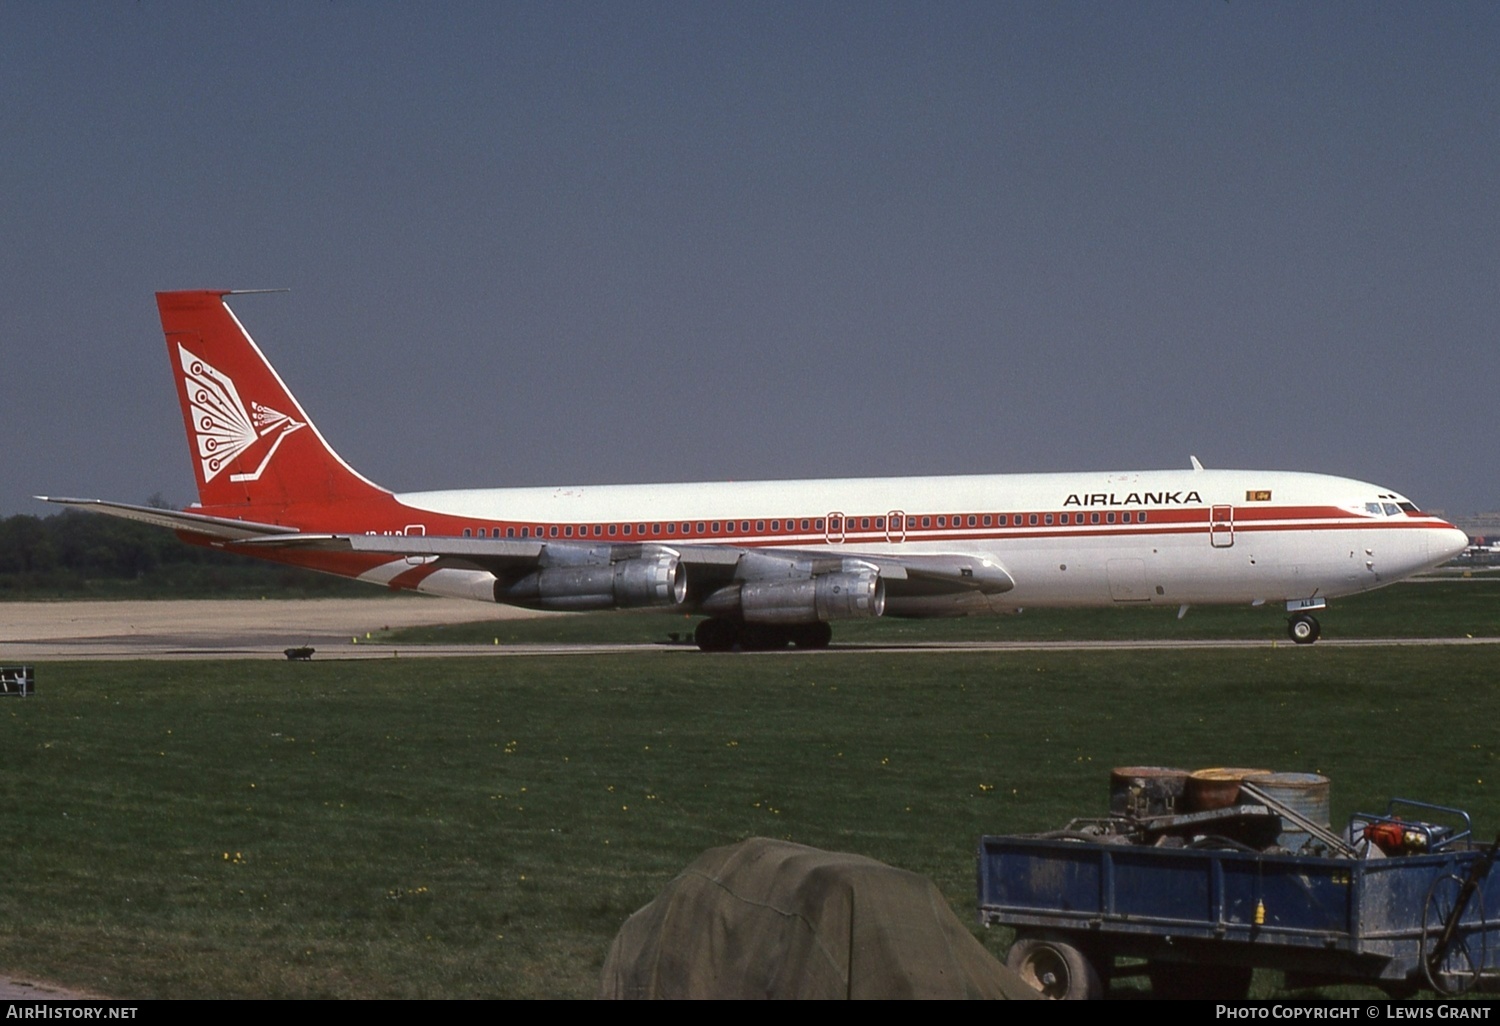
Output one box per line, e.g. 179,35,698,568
1421,872,1484,995
1148,963,1253,1000
1005,935,1103,1000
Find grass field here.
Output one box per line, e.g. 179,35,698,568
3,641,1499,999
380,577,1500,646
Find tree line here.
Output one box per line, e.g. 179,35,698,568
0,508,372,599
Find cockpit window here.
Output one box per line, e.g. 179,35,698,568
1399,502,1418,513
1382,503,1402,516
1365,503,1383,515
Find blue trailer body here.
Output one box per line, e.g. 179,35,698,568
979,834,1500,994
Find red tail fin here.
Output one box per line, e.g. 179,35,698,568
158,290,389,514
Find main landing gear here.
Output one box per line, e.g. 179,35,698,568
693,618,833,652
1287,613,1322,645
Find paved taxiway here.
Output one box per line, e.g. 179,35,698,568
0,597,546,661
2,599,1496,660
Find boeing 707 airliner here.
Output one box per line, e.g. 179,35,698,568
40,291,1469,650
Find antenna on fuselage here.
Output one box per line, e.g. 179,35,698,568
1190,455,1205,471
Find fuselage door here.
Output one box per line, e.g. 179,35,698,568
825,512,846,544
886,510,906,543
1210,505,1234,548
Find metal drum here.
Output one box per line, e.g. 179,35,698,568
1185,767,1271,812
1108,766,1190,818
1245,771,1331,852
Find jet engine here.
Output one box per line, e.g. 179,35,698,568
703,569,886,624
497,550,687,611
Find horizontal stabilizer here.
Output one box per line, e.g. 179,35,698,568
36,497,298,541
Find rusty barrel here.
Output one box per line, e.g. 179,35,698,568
1184,767,1272,812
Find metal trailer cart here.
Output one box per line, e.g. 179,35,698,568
978,798,1500,999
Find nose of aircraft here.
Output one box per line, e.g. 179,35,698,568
1432,526,1470,564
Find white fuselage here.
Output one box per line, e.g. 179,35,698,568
388,468,1468,611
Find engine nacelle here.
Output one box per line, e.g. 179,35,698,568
497,552,687,611
724,569,885,624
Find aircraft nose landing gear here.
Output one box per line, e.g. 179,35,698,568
1287,613,1322,644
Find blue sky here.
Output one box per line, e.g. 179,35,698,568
4,2,1496,516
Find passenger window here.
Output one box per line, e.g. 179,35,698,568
756,521,765,532
968,515,976,527
1106,513,1115,524
520,527,529,537
860,517,870,529
875,517,885,529
801,519,810,531
1060,513,1069,525
1028,514,1038,526
997,515,1007,526
506,527,515,538
1091,513,1100,524
1139,512,1147,523
463,528,472,537
697,522,706,533
608,525,617,536
1044,514,1053,526
652,524,661,535
983,515,992,527
741,521,750,532
815,519,824,530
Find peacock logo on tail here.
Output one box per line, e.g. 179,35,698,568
178,343,305,483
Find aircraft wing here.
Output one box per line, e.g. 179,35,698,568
36,494,1014,614
232,533,1015,603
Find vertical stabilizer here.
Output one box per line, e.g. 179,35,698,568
158,290,389,513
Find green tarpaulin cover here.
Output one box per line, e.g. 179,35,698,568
600,837,1037,999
